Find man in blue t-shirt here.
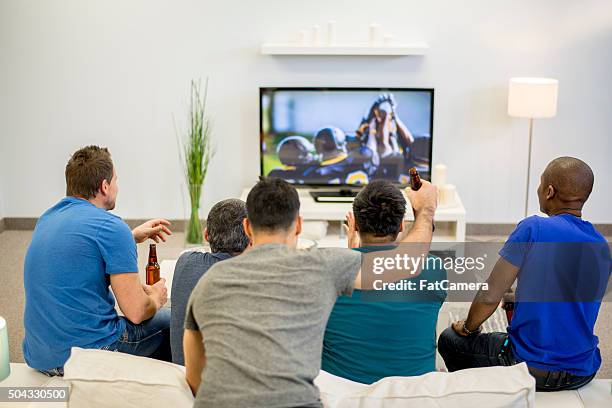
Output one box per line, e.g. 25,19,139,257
23,146,173,375
171,198,250,365
438,157,611,391
322,180,446,384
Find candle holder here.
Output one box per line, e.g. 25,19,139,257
0,317,10,381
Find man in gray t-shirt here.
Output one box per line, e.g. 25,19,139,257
185,245,361,407
183,177,437,408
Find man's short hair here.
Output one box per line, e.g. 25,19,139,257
246,177,300,232
207,199,249,254
65,146,114,199
542,157,594,203
353,180,406,239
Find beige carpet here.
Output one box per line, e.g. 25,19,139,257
1,230,610,378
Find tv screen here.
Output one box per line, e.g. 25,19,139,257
260,87,433,186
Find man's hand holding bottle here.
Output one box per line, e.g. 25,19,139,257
143,278,168,310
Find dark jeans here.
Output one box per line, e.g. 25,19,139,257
40,308,171,377
103,307,171,361
437,327,596,392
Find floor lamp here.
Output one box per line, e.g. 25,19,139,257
508,77,559,217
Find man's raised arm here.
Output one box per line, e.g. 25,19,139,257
354,181,437,289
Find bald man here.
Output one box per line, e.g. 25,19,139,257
438,157,611,391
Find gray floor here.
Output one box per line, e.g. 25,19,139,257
1,230,610,378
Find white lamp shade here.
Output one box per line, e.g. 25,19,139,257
508,77,559,118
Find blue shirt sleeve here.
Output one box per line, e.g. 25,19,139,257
499,216,539,268
96,216,138,274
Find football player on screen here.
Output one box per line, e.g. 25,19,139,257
267,136,318,184
309,126,379,185
355,93,416,183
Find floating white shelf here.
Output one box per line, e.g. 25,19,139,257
260,43,429,56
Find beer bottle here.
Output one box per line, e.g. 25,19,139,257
408,167,435,232
409,167,422,191
146,244,160,285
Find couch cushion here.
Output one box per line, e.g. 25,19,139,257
315,363,536,408
576,379,612,407
533,380,612,408
27,377,69,408
62,347,193,408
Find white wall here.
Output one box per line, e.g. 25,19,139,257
1,0,611,223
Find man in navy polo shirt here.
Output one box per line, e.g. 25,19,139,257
23,146,173,375
170,198,250,365
438,157,611,391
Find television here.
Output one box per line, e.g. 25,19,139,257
260,87,434,187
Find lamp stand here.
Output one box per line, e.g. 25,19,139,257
524,118,534,217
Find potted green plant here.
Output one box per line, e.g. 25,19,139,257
180,79,213,244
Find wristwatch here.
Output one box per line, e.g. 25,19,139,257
462,321,482,336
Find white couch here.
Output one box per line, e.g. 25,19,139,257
2,302,609,408
0,349,612,408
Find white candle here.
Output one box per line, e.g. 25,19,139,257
440,184,456,206
0,317,10,381
312,25,321,46
383,34,394,46
369,23,381,46
432,164,447,186
327,21,336,46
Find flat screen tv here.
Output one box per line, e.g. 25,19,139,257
260,87,433,187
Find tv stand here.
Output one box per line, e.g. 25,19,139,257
240,187,466,248
310,189,358,203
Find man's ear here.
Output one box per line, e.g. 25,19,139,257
546,185,556,200
295,216,302,236
243,218,254,242
99,179,110,197
204,228,209,243
397,221,404,233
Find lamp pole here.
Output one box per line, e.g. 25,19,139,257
525,118,533,218
508,77,558,218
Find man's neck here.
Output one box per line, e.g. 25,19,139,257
212,250,243,257
251,232,295,248
546,204,583,218
547,207,582,218
72,195,108,210
359,235,396,247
